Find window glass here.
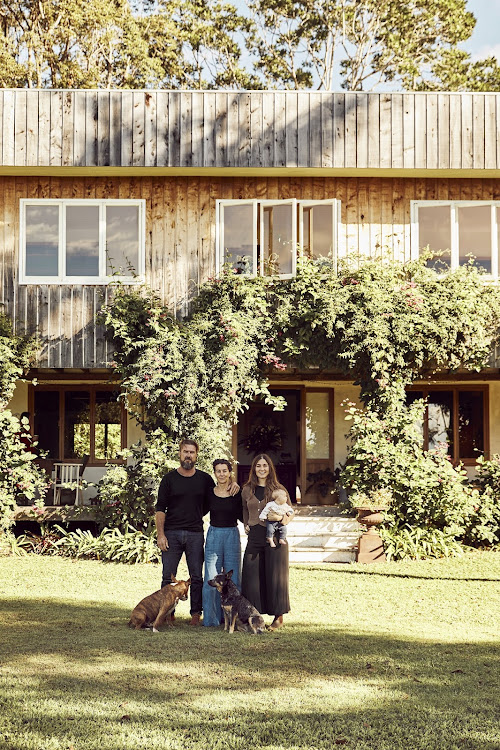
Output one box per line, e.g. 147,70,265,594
66,205,100,276
222,204,254,273
105,205,140,276
34,391,60,458
25,205,59,276
262,204,294,275
458,205,492,272
303,204,333,259
458,391,484,458
427,391,454,455
418,205,451,270
95,391,122,459
305,392,330,459
64,391,91,459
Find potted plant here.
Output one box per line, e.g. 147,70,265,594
351,487,392,563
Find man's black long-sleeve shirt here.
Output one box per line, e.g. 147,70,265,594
156,469,215,532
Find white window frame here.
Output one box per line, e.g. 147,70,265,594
259,199,297,279
411,200,499,278
19,199,146,284
299,200,340,267
216,200,258,276
216,198,340,278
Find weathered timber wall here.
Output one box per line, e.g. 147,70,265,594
2,174,500,368
1,90,500,171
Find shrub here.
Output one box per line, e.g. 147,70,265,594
49,525,160,564
0,411,49,532
380,525,464,561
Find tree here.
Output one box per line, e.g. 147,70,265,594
0,0,257,89
247,0,479,90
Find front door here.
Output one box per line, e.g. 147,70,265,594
236,387,335,505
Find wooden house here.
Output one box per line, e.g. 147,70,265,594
2,89,500,519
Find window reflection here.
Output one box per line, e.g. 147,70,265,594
106,205,139,276
305,392,330,459
25,205,59,276
303,204,333,259
417,205,451,270
458,205,491,272
222,204,254,273
427,391,454,455
262,204,294,275
66,205,99,276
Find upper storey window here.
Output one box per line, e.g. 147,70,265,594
19,200,145,284
413,201,499,277
216,199,340,277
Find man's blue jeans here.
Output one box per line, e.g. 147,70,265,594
161,529,204,615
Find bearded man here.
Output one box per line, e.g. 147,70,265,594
155,438,238,626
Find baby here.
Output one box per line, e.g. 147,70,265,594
259,488,295,547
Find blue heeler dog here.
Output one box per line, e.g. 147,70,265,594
208,569,265,634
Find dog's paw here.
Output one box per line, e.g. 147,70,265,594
152,627,159,633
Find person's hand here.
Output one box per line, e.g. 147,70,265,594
157,533,169,551
267,510,284,522
228,481,240,496
244,524,250,535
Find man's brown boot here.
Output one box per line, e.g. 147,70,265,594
189,612,201,627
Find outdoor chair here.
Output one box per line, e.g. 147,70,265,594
52,454,89,506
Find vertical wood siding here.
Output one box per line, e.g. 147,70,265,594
1,90,500,170
2,174,499,368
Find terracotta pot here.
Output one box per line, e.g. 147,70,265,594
355,505,387,563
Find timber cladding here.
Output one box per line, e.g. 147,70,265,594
2,173,500,368
1,90,500,172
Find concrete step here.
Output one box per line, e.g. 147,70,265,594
238,510,362,563
289,518,360,534
289,547,356,563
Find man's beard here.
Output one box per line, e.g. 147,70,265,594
181,458,195,470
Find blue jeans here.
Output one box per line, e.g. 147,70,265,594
161,529,204,615
202,525,241,627
266,520,287,541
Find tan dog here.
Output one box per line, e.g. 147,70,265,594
128,576,191,632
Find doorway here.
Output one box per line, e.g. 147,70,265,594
235,386,336,505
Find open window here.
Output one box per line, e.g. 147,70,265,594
217,199,340,277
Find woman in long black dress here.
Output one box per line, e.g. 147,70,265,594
241,453,291,630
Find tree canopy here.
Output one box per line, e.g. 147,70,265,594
1,0,500,91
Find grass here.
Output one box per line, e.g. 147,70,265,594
0,552,499,750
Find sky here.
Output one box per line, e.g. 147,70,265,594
464,0,500,61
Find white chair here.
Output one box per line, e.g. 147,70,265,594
52,458,87,506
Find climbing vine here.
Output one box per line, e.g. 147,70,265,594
97,255,500,547
0,313,47,532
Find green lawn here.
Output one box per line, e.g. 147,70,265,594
0,552,499,750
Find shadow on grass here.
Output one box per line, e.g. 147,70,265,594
294,565,500,583
1,596,499,750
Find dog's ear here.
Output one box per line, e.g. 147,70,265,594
227,570,233,578
186,578,191,584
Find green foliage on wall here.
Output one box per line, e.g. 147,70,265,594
97,255,500,546
0,315,47,532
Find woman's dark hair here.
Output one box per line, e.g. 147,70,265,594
213,459,232,472
244,453,287,504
